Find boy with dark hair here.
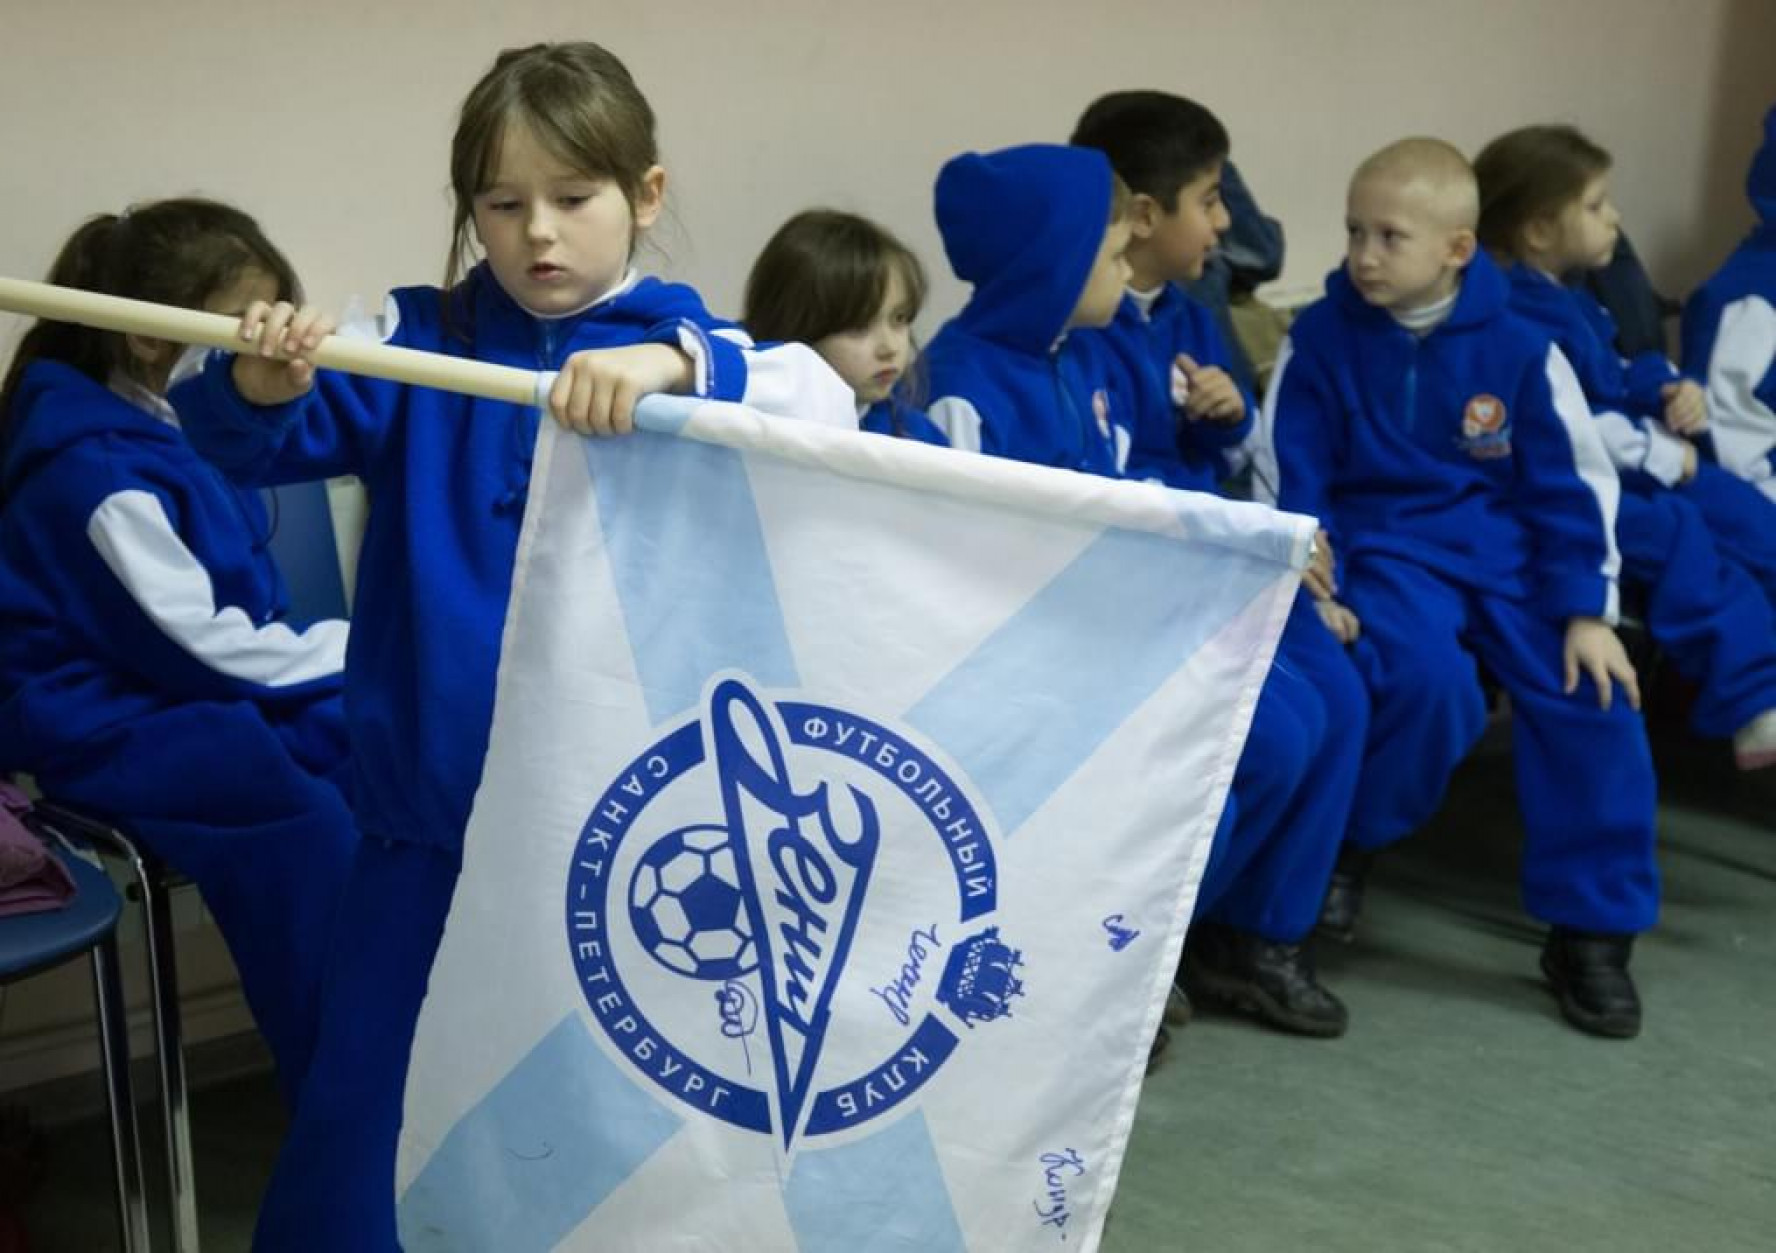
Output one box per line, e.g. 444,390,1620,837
1069,94,1369,1038
1070,91,1249,491
926,142,1354,1039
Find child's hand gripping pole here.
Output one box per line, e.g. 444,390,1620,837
0,276,554,409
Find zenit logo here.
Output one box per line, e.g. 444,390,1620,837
1457,393,1512,460
565,673,1018,1153
1461,394,1507,436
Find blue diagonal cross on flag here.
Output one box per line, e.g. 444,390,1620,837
394,396,1310,1252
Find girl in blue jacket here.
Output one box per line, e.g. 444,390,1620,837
1477,124,1776,770
171,42,853,1251
0,199,358,1105
744,209,948,446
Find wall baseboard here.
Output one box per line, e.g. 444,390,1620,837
5,1032,274,1133
0,984,263,1121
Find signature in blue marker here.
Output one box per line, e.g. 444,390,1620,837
870,923,943,1026
1033,1147,1086,1239
715,979,758,1075
1101,914,1140,952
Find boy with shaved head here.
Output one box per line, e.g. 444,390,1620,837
1257,138,1659,1038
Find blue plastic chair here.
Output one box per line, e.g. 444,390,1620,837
0,831,152,1251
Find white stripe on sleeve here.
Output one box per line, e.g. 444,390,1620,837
1591,410,1689,486
926,397,985,454
711,332,857,429
1591,410,1646,474
87,490,347,687
1637,420,1692,488
1544,346,1623,622
1248,337,1294,506
1704,295,1776,481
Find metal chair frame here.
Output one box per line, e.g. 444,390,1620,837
3,818,153,1252
31,801,201,1253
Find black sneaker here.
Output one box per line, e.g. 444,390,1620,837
1183,924,1349,1038
1315,847,1374,944
1540,928,1641,1039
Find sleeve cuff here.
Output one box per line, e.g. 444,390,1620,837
1196,405,1257,450
1640,424,1690,487
1541,574,1619,627
198,350,304,433
668,321,748,403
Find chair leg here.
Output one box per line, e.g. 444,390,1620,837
91,935,151,1253
142,870,201,1251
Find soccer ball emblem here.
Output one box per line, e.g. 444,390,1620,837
628,825,756,980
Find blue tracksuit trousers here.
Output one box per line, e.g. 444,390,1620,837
1616,482,1776,738
1195,592,1369,942
1342,554,1659,934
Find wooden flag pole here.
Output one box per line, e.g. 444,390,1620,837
0,276,547,407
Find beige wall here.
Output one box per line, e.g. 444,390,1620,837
4,0,1775,352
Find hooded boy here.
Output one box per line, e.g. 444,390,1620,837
924,143,1354,1040
925,144,1135,473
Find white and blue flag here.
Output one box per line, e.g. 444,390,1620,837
394,396,1313,1252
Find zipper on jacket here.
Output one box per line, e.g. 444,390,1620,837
492,318,558,514
538,320,560,371
1401,339,1420,436
1052,349,1099,469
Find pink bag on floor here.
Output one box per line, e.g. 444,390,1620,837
0,784,76,918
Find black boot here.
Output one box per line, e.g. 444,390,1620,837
1315,847,1374,944
1183,924,1349,1038
1540,928,1641,1039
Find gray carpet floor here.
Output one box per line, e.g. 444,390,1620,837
12,729,1773,1252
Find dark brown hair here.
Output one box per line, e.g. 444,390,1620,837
1072,91,1230,212
744,210,930,419
743,210,927,346
1,198,300,475
444,42,659,308
1475,125,1612,259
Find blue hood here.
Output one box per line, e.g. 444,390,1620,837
0,359,328,783
935,144,1115,353
1681,104,1776,388
1750,104,1776,224
4,361,186,497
